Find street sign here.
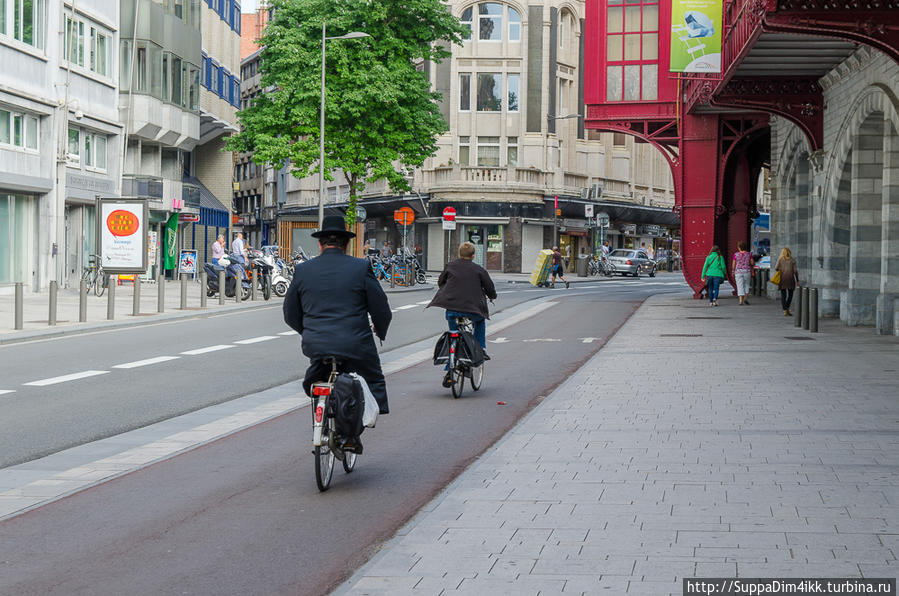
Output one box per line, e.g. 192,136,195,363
442,206,456,222
442,220,456,231
356,206,367,222
584,204,594,218
596,211,610,227
394,206,415,225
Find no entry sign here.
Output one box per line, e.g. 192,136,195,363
442,206,456,222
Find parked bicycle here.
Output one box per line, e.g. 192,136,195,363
81,253,108,297
443,316,485,399
587,254,614,277
309,357,358,491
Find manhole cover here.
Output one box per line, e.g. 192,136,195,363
784,336,815,340
660,334,703,337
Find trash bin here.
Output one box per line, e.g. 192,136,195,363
576,254,589,277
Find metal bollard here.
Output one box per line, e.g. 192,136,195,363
762,269,769,296
49,281,57,326
132,277,141,316
218,270,225,306
794,288,802,327
14,282,23,330
251,269,258,301
107,279,116,320
801,286,810,330
157,272,165,313
200,272,207,308
79,279,87,322
180,274,188,310
810,287,818,333
235,274,242,304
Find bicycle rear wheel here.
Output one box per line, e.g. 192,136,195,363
450,364,465,398
314,424,335,491
470,362,484,391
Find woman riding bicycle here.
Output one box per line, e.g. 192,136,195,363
427,242,497,387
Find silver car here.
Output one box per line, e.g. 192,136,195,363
608,249,656,277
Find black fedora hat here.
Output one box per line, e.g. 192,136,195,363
311,215,356,239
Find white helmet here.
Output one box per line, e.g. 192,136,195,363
219,254,231,266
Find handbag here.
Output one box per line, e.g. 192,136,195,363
770,269,782,285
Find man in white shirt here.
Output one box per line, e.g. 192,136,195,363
232,233,248,264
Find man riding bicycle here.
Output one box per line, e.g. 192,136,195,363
427,242,497,387
283,216,392,452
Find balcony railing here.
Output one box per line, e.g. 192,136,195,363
122,175,164,201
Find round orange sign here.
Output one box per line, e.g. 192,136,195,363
106,209,140,237
393,207,415,225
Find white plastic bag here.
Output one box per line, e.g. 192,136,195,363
349,373,379,428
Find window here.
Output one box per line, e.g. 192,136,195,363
606,0,659,101
507,136,518,166
84,131,107,170
1,0,45,48
90,27,109,76
477,73,501,112
460,7,471,40
0,108,38,151
171,56,182,106
459,73,470,111
559,12,566,48
135,42,148,93
234,3,241,33
478,3,502,41
216,65,224,99
507,73,519,112
67,128,80,163
458,136,470,166
508,7,520,41
189,65,200,111
64,16,84,66
477,136,500,167
613,132,627,147
65,15,111,77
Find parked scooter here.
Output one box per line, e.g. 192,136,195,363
204,254,252,301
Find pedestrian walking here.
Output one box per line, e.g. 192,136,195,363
211,234,225,265
550,246,569,289
731,240,754,305
774,246,800,316
700,245,726,306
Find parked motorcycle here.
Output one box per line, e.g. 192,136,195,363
204,254,251,301
247,248,274,301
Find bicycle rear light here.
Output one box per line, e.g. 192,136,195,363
315,403,324,423
312,386,330,396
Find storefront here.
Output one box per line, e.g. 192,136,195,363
64,171,118,288
0,193,39,289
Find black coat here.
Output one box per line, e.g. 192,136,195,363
428,258,497,319
283,248,392,361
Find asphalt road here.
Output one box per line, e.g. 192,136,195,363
0,277,688,596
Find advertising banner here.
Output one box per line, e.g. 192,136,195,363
669,0,723,73
164,214,179,271
99,199,148,273
178,250,198,275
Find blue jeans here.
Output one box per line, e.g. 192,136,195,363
445,311,486,370
706,276,722,302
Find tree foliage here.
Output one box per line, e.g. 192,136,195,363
225,0,465,225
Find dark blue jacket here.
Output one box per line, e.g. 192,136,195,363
283,248,392,361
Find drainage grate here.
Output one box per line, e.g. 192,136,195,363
784,336,815,341
660,334,703,337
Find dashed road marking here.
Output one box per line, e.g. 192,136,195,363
234,336,278,345
181,344,235,356
489,337,509,343
278,331,295,336
395,304,418,310
0,390,15,395
112,356,180,369
522,338,562,343
579,337,599,343
24,370,109,387
416,300,431,305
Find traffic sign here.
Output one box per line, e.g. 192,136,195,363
355,206,367,222
394,207,415,225
442,206,456,222
584,204,594,218
596,211,610,227
442,220,456,231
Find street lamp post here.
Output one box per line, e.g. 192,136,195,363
319,25,370,229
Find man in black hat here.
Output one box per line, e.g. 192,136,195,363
283,215,393,436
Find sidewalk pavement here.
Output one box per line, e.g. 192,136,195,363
337,293,899,595
0,279,433,344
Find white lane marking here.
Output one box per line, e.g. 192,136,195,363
390,309,399,313
24,370,109,387
180,344,235,356
579,337,599,343
496,291,514,294
489,337,509,344
0,390,15,395
416,300,431,305
522,338,562,343
278,331,295,336
234,336,278,345
112,356,180,369
395,304,418,310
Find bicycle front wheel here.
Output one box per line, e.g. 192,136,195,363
94,272,106,297
81,269,93,293
470,362,485,391
342,451,356,473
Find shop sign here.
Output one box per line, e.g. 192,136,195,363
621,224,637,236
99,198,149,274
643,224,662,236
669,0,723,73
562,218,587,228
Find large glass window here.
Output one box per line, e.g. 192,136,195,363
507,73,519,112
458,136,470,166
606,0,659,101
135,41,148,93
84,131,107,170
478,3,502,41
460,7,472,40
508,7,520,42
171,56,183,106
65,16,84,66
90,27,109,76
0,193,39,284
0,108,38,151
459,73,470,111
2,0,45,48
477,73,501,112
477,136,500,167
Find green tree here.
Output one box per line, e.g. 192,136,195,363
226,0,465,227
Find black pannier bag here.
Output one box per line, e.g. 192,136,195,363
330,373,364,438
433,330,485,367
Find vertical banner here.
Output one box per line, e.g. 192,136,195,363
669,0,722,73
164,214,179,271
99,199,149,273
